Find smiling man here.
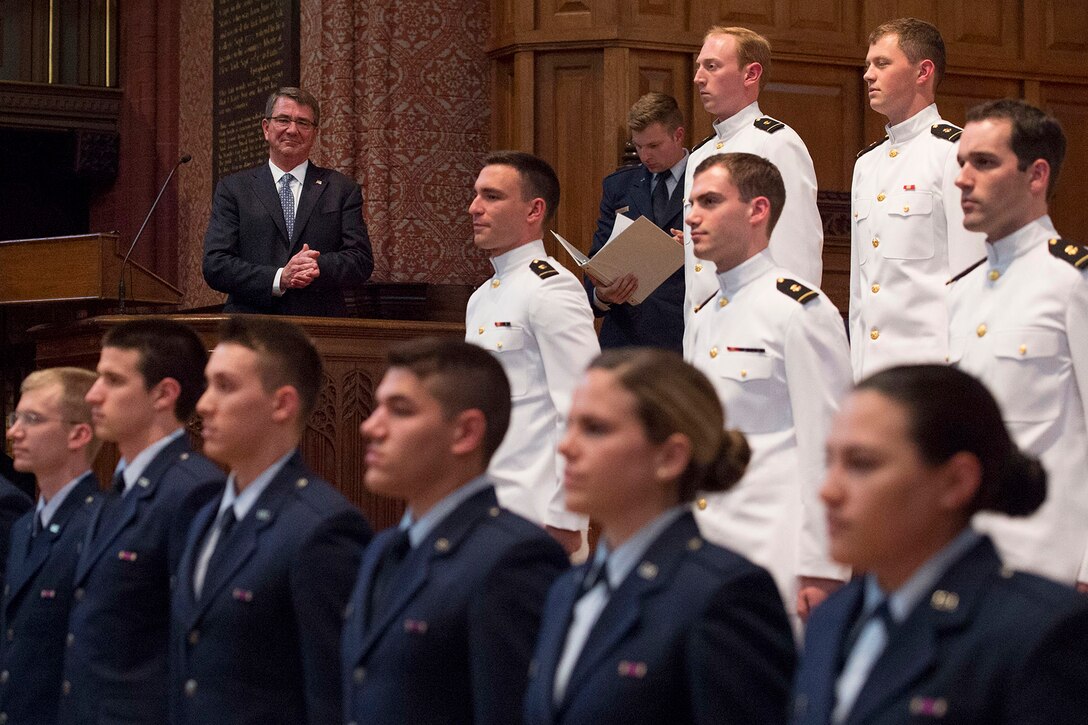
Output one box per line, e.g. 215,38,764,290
948,99,1088,592
344,337,567,724
62,319,223,725
685,152,850,626
682,26,823,356
203,86,373,316
850,18,986,381
170,316,370,725
465,151,599,554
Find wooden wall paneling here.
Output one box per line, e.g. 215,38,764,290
627,49,695,165
535,50,606,263
1023,0,1088,79
603,47,633,169
536,0,611,34
690,0,777,34
1038,83,1088,239
934,74,1024,127
758,61,863,193
778,0,859,55
620,0,688,33
491,56,516,149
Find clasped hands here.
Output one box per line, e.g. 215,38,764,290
282,244,321,289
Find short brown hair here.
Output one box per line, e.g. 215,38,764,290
264,87,321,126
21,367,101,461
589,348,749,503
628,92,685,133
966,98,1066,198
869,18,946,87
694,152,787,235
483,151,561,224
704,26,772,90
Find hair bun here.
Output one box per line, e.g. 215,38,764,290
702,428,750,494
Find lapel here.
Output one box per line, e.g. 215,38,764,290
173,491,222,620
558,513,697,710
799,581,866,724
530,568,581,718
186,455,306,627
291,163,328,249
352,486,498,664
846,537,997,724
250,164,291,248
7,475,99,611
75,436,188,585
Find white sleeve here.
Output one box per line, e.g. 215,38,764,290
764,134,824,285
783,297,852,580
1067,279,1088,584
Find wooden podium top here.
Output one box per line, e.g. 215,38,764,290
0,232,181,306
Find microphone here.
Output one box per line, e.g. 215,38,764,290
118,154,192,313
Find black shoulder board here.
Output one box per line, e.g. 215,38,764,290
946,257,986,285
857,135,888,159
1048,238,1088,269
692,134,716,152
776,277,819,305
931,122,962,142
754,117,786,134
530,259,559,279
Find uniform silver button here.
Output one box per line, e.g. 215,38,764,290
184,679,198,697
353,667,366,684
66,633,74,647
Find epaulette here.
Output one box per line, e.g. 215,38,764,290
857,135,888,159
776,277,819,305
1048,238,1088,269
931,122,962,142
530,259,559,279
692,134,716,152
946,257,986,285
754,116,786,134
692,290,718,314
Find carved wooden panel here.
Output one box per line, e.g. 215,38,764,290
621,0,686,33
1023,0,1088,77
535,51,606,260
1038,83,1088,241
933,74,1024,128
691,0,777,31
537,0,609,33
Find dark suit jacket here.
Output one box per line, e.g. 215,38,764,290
342,484,568,725
524,511,795,725
792,535,1088,725
59,436,222,725
202,161,374,316
170,453,371,725
1,451,37,499
586,163,686,353
0,477,33,584
0,473,99,725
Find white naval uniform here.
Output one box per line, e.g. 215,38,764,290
465,240,599,531
850,104,986,381
685,250,851,611
683,102,823,357
949,216,1088,585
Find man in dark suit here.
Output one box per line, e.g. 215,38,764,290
587,92,687,353
203,86,374,316
0,463,33,584
171,316,371,724
344,338,568,724
1,450,37,499
60,320,223,725
2,367,101,724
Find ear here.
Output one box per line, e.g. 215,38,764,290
1027,158,1051,197
449,408,487,457
270,385,301,426
151,377,182,414
748,195,771,227
916,58,936,85
67,422,94,453
743,62,763,89
526,197,547,226
672,125,686,145
653,432,692,483
937,451,983,512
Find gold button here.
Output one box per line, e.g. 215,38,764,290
902,205,910,213
184,679,197,697
488,506,500,517
434,538,450,553
740,369,748,378
871,283,880,293
715,141,724,150
354,667,366,684
687,537,703,551
694,263,703,273
296,478,308,488
889,149,898,158
477,327,484,335
66,633,74,647
989,269,1000,281
709,347,718,359
718,297,728,308
877,193,886,202
872,238,879,248
490,279,500,288
496,342,503,350
870,329,880,340
1019,344,1027,355
696,498,707,510
977,324,987,337
188,630,200,645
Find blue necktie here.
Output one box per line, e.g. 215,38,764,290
280,173,296,240
651,172,670,227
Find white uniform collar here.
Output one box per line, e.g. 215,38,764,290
712,102,762,141
986,215,1056,267
886,103,941,146
716,248,775,298
489,239,547,276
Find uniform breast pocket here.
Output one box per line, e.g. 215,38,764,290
713,355,789,433
991,330,1066,423
882,191,935,260
489,326,531,398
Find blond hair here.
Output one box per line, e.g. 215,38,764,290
704,26,772,90
21,367,101,461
